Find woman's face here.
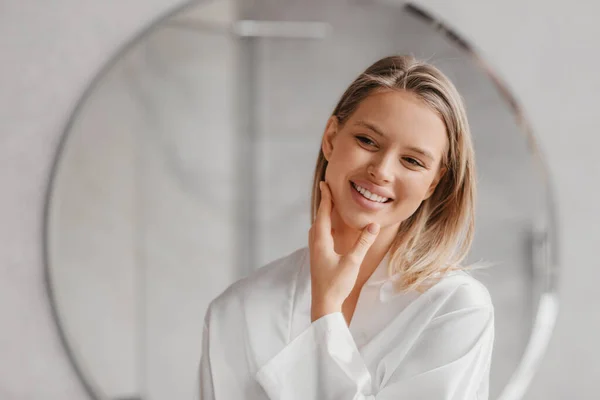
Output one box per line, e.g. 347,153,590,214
322,89,448,233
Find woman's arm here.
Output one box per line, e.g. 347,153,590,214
255,295,494,400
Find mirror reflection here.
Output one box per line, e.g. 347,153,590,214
45,1,556,399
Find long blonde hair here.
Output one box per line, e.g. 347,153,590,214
310,55,476,291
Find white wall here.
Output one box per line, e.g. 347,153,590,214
1,0,598,399
0,2,189,399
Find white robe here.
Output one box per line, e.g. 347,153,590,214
199,247,494,399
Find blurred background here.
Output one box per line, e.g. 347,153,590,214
0,0,597,399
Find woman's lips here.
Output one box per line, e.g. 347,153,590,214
349,181,390,211
350,179,395,200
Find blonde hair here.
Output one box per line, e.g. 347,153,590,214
310,55,476,291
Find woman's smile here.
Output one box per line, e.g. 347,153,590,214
349,180,393,211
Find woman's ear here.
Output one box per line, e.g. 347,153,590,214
321,116,339,161
424,165,447,200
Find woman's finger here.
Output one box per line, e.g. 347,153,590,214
342,223,380,267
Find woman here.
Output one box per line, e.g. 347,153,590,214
199,55,494,399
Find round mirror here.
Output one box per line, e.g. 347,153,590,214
45,1,558,399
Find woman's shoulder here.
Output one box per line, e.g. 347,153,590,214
207,246,309,316
423,269,494,315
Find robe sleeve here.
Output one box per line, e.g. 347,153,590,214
199,318,215,400
255,293,494,399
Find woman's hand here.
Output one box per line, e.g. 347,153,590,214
308,181,380,322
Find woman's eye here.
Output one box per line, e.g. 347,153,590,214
356,136,376,146
404,157,424,168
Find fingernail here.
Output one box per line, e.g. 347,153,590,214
367,223,380,234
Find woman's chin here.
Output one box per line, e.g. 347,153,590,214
338,211,375,232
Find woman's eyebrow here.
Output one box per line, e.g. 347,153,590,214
405,146,434,162
354,120,386,137
354,120,435,161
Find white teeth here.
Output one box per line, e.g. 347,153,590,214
352,182,389,203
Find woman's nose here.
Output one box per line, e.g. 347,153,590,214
367,154,395,183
